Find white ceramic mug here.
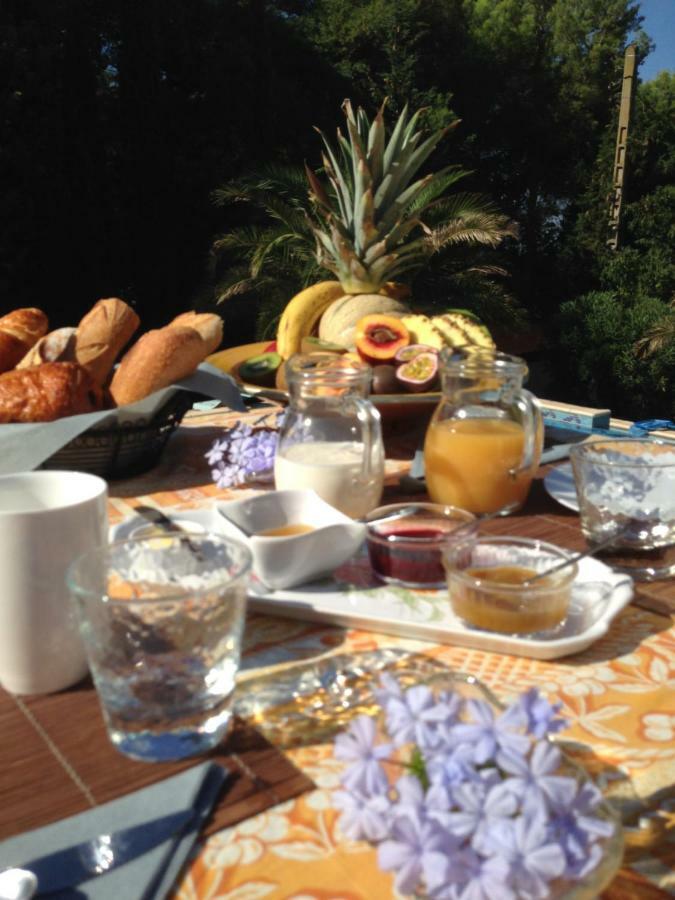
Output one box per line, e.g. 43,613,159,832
0,470,108,694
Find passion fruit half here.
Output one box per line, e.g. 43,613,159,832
394,343,438,364
396,352,439,393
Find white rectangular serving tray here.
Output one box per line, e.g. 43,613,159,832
110,504,634,661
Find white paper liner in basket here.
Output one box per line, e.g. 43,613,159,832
0,363,245,476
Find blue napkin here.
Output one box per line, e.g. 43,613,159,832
627,418,675,436
0,763,228,900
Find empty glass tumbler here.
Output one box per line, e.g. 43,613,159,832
570,438,675,581
68,534,252,762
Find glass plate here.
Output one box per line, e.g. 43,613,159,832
233,650,623,898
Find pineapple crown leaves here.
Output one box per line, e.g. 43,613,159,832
306,98,461,291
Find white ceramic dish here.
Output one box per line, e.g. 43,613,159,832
111,506,634,660
218,490,366,590
544,462,580,512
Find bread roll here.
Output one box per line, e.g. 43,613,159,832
75,298,140,385
0,308,49,373
0,362,105,423
170,312,223,355
17,327,78,368
110,325,209,406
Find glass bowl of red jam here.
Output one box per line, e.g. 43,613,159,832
365,503,476,588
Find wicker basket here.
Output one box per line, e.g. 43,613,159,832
41,391,195,480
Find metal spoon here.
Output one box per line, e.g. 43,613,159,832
523,527,631,586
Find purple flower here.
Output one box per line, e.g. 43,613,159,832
205,415,281,488
449,699,531,763
547,781,615,878
394,773,426,811
427,743,479,790
333,790,391,842
334,714,391,796
495,740,577,816
429,848,514,900
513,688,568,739
205,437,229,466
384,684,460,751
331,676,612,900
482,814,566,899
378,808,458,896
445,780,518,852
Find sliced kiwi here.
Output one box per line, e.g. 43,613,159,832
239,351,282,387
300,335,346,354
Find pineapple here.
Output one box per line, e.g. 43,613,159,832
277,100,497,357
305,100,454,349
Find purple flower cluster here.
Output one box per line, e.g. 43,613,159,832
333,678,614,899
206,412,284,488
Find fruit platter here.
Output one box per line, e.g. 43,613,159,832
208,101,499,420
209,307,495,420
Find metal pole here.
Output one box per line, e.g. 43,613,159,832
607,45,637,250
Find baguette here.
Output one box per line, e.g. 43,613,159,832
110,325,209,406
75,298,140,385
17,327,78,368
0,362,105,423
169,312,223,355
0,308,49,373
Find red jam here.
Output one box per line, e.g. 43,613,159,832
367,524,449,586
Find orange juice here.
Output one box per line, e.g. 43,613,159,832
424,418,538,514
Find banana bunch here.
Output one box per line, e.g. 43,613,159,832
276,281,345,359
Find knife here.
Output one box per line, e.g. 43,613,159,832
15,808,194,895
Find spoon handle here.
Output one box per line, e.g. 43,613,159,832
525,527,629,585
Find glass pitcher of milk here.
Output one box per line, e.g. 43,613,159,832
274,354,385,518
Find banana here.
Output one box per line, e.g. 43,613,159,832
277,281,345,359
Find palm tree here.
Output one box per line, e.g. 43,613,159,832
635,299,675,358
207,162,522,339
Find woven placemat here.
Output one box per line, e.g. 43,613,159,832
0,679,313,841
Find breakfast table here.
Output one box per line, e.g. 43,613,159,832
95,402,675,899
2,400,674,899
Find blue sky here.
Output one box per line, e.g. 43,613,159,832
638,0,675,80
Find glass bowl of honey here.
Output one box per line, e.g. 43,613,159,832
365,502,476,588
442,536,578,635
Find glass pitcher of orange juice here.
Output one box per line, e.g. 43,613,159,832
424,348,543,515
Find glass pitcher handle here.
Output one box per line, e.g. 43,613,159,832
510,390,542,478
350,396,381,480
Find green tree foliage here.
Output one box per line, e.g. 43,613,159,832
286,0,645,316
206,146,521,341
554,72,675,419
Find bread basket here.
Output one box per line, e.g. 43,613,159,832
40,391,195,480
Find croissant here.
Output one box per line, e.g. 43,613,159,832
0,308,49,373
0,362,105,423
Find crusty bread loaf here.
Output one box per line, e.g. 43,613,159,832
0,362,105,423
169,312,223,355
17,327,78,368
0,308,49,373
75,298,140,385
110,325,209,406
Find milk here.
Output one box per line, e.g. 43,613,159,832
274,440,384,518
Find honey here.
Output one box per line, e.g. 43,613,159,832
449,564,570,634
257,523,315,538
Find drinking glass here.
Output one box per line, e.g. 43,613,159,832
570,438,675,581
68,534,252,762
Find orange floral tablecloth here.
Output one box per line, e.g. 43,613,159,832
107,406,675,899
